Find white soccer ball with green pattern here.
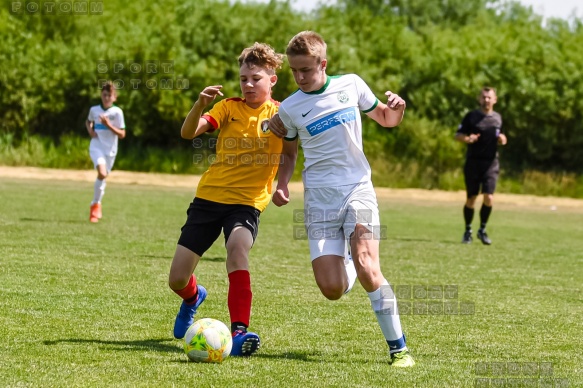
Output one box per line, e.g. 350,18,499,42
183,318,232,363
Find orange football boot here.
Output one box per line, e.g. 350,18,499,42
90,203,102,223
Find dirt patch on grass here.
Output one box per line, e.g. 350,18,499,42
1,166,582,211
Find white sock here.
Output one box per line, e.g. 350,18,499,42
92,178,106,204
344,249,357,294
368,279,406,352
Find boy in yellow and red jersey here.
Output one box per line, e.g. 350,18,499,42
168,43,283,357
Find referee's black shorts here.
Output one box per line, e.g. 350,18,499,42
177,197,260,256
464,158,500,198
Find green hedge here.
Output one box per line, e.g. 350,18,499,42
1,0,582,190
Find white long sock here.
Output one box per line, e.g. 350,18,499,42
92,178,106,204
344,248,357,294
368,279,406,352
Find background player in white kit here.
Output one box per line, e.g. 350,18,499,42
269,31,415,367
86,81,126,223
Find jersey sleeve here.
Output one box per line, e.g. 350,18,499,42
456,112,472,135
202,99,229,132
116,108,126,129
87,107,95,122
352,74,379,113
279,105,298,141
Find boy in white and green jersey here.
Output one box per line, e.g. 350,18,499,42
278,73,377,188
270,31,415,368
86,81,126,223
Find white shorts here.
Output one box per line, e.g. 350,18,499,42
89,142,116,173
303,181,381,261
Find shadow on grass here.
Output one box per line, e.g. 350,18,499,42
253,350,323,362
168,351,325,364
254,351,388,365
43,338,181,353
43,340,391,365
20,217,85,224
391,236,457,244
141,255,171,259
201,256,226,262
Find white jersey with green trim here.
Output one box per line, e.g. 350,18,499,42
279,74,379,188
87,104,125,157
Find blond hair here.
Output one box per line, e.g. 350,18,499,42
286,31,327,61
238,42,284,74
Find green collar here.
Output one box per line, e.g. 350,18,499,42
305,76,331,95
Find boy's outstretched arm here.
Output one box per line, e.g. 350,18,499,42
366,91,406,128
86,120,96,138
181,85,223,139
272,138,298,207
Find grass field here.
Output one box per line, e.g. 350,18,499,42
0,175,581,387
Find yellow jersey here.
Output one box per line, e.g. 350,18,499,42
196,97,282,212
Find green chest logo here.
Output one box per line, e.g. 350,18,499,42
337,91,349,104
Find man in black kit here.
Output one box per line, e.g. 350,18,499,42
455,87,507,245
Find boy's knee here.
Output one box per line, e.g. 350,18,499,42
321,289,344,301
226,244,249,258
168,275,188,291
319,284,345,300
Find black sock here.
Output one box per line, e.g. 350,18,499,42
231,322,247,333
480,205,492,230
463,206,474,231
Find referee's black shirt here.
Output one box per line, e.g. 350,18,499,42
456,110,503,160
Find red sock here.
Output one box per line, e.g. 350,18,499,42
174,274,198,305
228,270,252,329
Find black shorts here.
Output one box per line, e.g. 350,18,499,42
464,158,500,198
177,197,260,256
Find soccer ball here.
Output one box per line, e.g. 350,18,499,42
183,318,233,363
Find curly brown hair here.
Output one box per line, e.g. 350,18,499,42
238,42,284,74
